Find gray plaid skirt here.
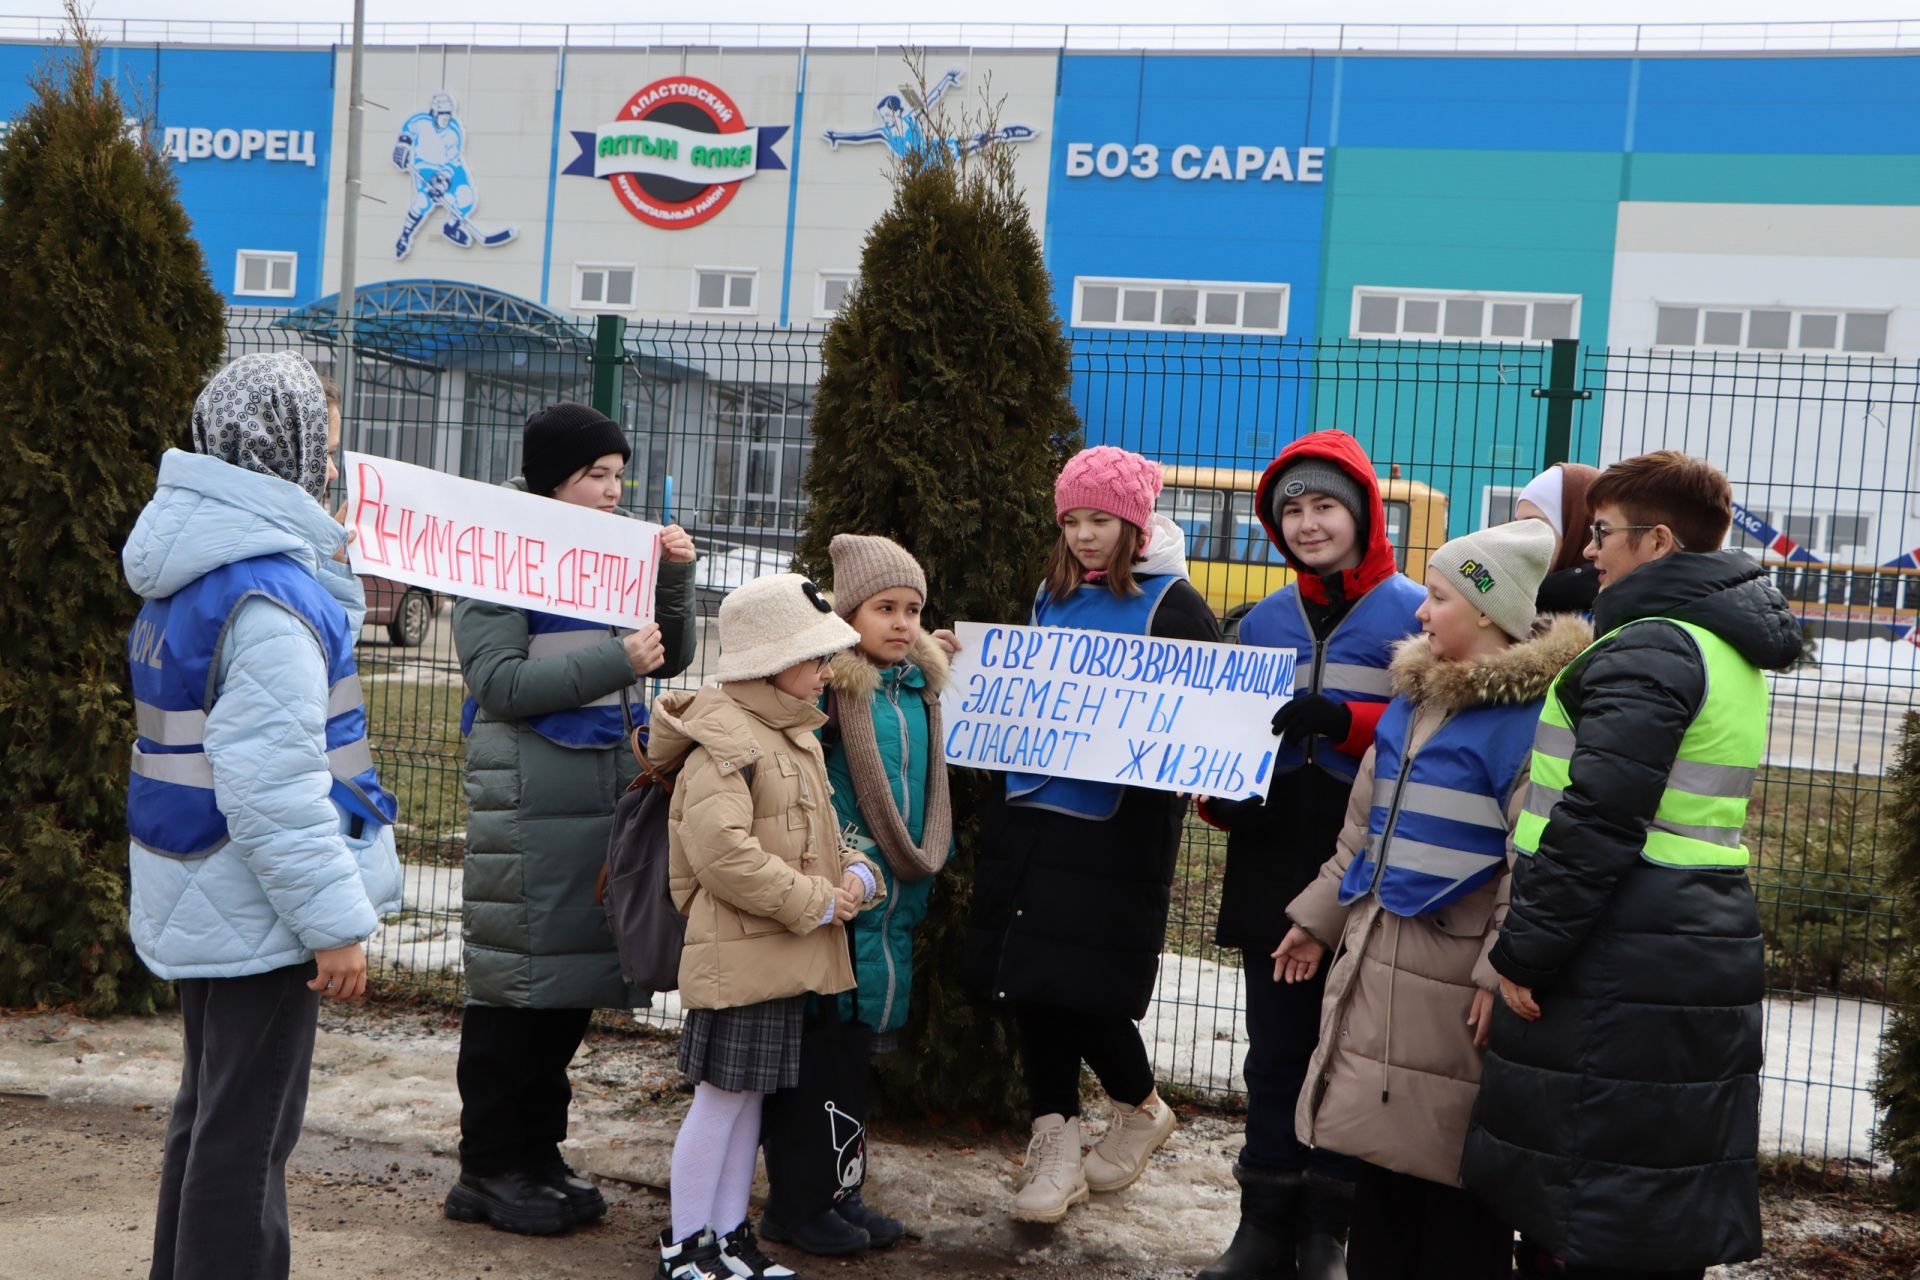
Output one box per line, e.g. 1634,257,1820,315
678,995,807,1093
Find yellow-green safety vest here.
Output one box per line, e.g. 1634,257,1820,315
1513,617,1765,869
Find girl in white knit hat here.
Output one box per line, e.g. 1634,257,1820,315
645,573,887,1280
1270,520,1589,1280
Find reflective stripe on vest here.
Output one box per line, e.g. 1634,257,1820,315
1238,573,1425,785
1337,694,1540,915
1513,617,1765,869
127,554,397,860
459,610,649,750
1004,574,1181,821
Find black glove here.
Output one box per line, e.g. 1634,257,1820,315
1271,693,1351,746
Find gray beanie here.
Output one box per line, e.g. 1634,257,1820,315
1430,520,1557,639
1269,458,1369,538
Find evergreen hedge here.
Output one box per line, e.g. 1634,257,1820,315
794,75,1082,1123
1873,711,1920,1202
0,22,227,1013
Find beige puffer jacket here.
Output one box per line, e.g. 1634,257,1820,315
649,679,884,1011
1286,615,1590,1187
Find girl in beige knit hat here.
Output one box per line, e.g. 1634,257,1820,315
757,533,954,1257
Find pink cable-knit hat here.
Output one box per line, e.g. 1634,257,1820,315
1055,446,1163,533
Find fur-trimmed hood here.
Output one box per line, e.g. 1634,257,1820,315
1388,613,1592,715
827,630,950,699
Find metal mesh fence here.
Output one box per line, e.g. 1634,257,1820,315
220,308,1914,1168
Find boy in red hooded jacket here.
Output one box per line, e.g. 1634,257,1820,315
1198,430,1426,1280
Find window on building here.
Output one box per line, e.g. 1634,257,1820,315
1653,304,1890,355
1829,514,1873,559
574,264,637,312
1073,277,1289,334
1351,288,1580,343
693,268,757,316
816,270,857,318
234,250,296,299
707,383,813,530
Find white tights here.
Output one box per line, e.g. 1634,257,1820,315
669,1082,765,1242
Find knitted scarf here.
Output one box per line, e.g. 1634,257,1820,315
834,665,952,883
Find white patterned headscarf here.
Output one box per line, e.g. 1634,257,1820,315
191,352,333,502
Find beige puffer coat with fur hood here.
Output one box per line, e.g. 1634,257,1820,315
648,679,884,1011
1286,615,1591,1186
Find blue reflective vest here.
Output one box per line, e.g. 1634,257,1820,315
1337,694,1540,916
127,554,397,859
459,610,647,750
1005,575,1181,821
1237,574,1425,784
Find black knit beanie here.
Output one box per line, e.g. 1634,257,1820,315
522,402,630,497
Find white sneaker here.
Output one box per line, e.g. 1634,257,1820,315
1082,1090,1176,1193
1009,1113,1089,1224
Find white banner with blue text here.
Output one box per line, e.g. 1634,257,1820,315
940,621,1293,800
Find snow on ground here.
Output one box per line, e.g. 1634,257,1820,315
369,866,1889,1169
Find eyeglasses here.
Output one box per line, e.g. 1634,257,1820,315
1587,522,1658,547
814,658,835,676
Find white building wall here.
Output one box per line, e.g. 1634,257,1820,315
323,46,560,301
1605,201,1920,565
318,45,1060,327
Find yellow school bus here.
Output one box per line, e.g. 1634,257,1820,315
1157,465,1450,637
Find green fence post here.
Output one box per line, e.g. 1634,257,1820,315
589,313,628,421
1531,337,1591,469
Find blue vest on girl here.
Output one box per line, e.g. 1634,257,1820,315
459,610,645,750
1236,574,1425,784
1004,575,1180,821
1337,695,1541,916
127,554,397,860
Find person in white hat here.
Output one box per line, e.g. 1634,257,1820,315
1271,519,1586,1280
644,573,887,1280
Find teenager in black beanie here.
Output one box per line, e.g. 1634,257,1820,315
446,401,700,1235
522,403,633,498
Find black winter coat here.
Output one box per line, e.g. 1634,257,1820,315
963,579,1220,1020
1462,551,1802,1271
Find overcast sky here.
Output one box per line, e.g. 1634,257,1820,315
12,0,1919,30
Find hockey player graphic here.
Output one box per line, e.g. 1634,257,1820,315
822,68,1037,157
391,92,517,260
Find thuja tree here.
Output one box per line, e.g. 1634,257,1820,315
0,13,226,1014
794,66,1082,1123
1873,711,1920,1203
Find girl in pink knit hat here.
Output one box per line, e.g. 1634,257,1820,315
961,445,1221,1226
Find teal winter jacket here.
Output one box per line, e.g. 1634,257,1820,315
820,633,951,1033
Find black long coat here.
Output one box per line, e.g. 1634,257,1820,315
1461,551,1802,1271
962,578,1219,1020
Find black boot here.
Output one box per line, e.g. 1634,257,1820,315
834,1191,905,1248
757,1205,870,1256
1294,1172,1354,1280
533,1158,608,1225
1196,1163,1301,1280
443,1168,572,1235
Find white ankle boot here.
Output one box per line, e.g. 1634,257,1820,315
1009,1113,1089,1224
1082,1090,1176,1192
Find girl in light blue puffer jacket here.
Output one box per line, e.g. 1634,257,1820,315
122,352,402,1280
